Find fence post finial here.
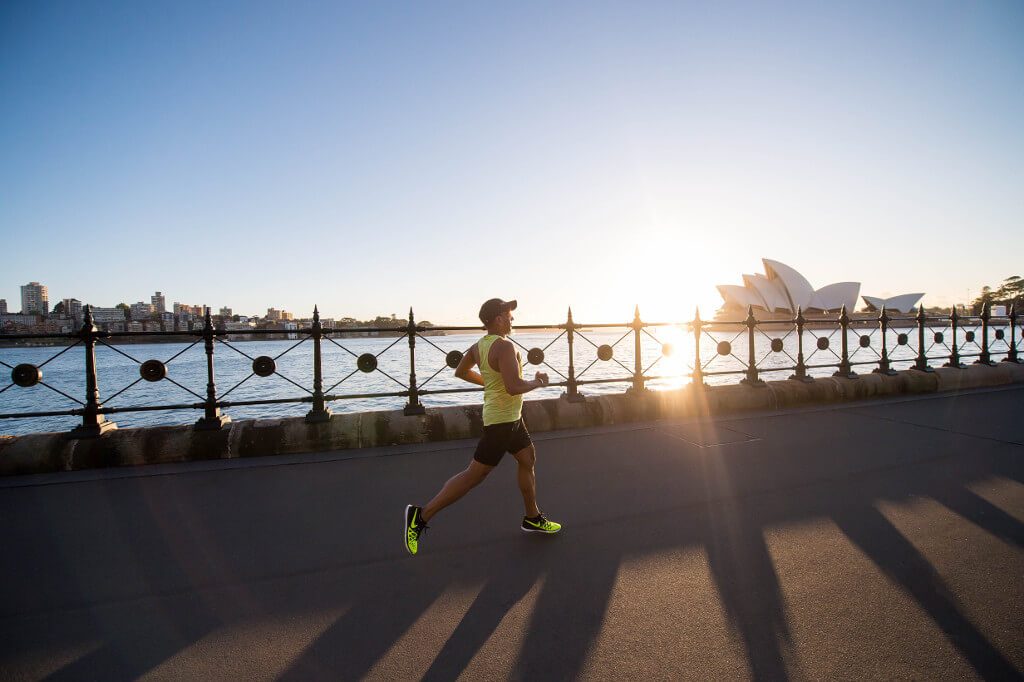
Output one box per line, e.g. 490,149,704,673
741,305,764,386
790,305,812,382
306,303,331,423
195,303,230,430
1005,304,1020,364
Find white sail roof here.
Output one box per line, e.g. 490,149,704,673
763,259,815,311
861,293,925,313
743,273,791,312
716,285,764,310
810,282,861,312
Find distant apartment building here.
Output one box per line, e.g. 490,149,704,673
151,291,166,314
20,282,48,315
90,307,127,324
173,302,203,317
62,298,83,322
266,308,282,321
219,306,232,318
130,301,156,320
0,299,6,314
0,313,40,331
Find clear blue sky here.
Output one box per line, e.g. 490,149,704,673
2,1,1022,324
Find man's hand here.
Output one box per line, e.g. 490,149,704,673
534,372,549,387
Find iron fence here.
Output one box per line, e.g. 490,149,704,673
1,302,1020,437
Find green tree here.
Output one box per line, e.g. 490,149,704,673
970,276,1023,314
995,276,1022,308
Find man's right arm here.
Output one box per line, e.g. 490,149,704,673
495,339,548,395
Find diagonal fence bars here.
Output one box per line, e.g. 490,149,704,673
1,302,1021,437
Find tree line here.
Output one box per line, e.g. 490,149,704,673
971,276,1023,315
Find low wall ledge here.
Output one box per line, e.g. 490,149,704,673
2,363,1023,476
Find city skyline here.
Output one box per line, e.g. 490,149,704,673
3,2,1023,324
0,280,418,322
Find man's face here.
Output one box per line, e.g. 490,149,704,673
495,309,513,335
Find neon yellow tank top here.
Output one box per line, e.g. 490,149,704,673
478,334,523,426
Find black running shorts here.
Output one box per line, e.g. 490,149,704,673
473,418,533,466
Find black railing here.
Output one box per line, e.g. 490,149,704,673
1,302,1021,437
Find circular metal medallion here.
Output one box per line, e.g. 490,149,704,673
934,332,944,344
816,337,830,351
662,343,674,357
357,353,378,373
253,356,276,377
445,350,463,369
597,344,614,361
859,335,871,348
717,341,732,356
995,329,1005,341
11,363,41,388
965,331,975,343
527,348,544,365
897,333,909,346
770,338,784,353
139,359,167,382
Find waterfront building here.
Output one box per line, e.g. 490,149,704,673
717,259,924,314
0,299,6,314
20,282,48,315
151,291,166,314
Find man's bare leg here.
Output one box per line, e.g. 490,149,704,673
422,460,494,522
511,445,541,518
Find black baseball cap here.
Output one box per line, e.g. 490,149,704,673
479,298,517,324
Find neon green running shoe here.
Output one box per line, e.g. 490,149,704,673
521,513,561,534
405,504,429,555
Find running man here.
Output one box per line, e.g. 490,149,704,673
405,298,561,555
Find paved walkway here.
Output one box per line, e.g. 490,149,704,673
1,386,1022,680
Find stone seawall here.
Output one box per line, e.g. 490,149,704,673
2,363,1023,476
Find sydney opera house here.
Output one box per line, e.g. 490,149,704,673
717,259,924,315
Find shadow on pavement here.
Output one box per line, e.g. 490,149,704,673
1,391,1021,680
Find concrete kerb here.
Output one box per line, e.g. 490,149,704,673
2,363,1023,476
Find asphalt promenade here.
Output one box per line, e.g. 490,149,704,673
1,386,1022,681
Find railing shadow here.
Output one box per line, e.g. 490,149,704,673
832,504,1020,680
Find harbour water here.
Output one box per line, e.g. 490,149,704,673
1,323,1017,436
